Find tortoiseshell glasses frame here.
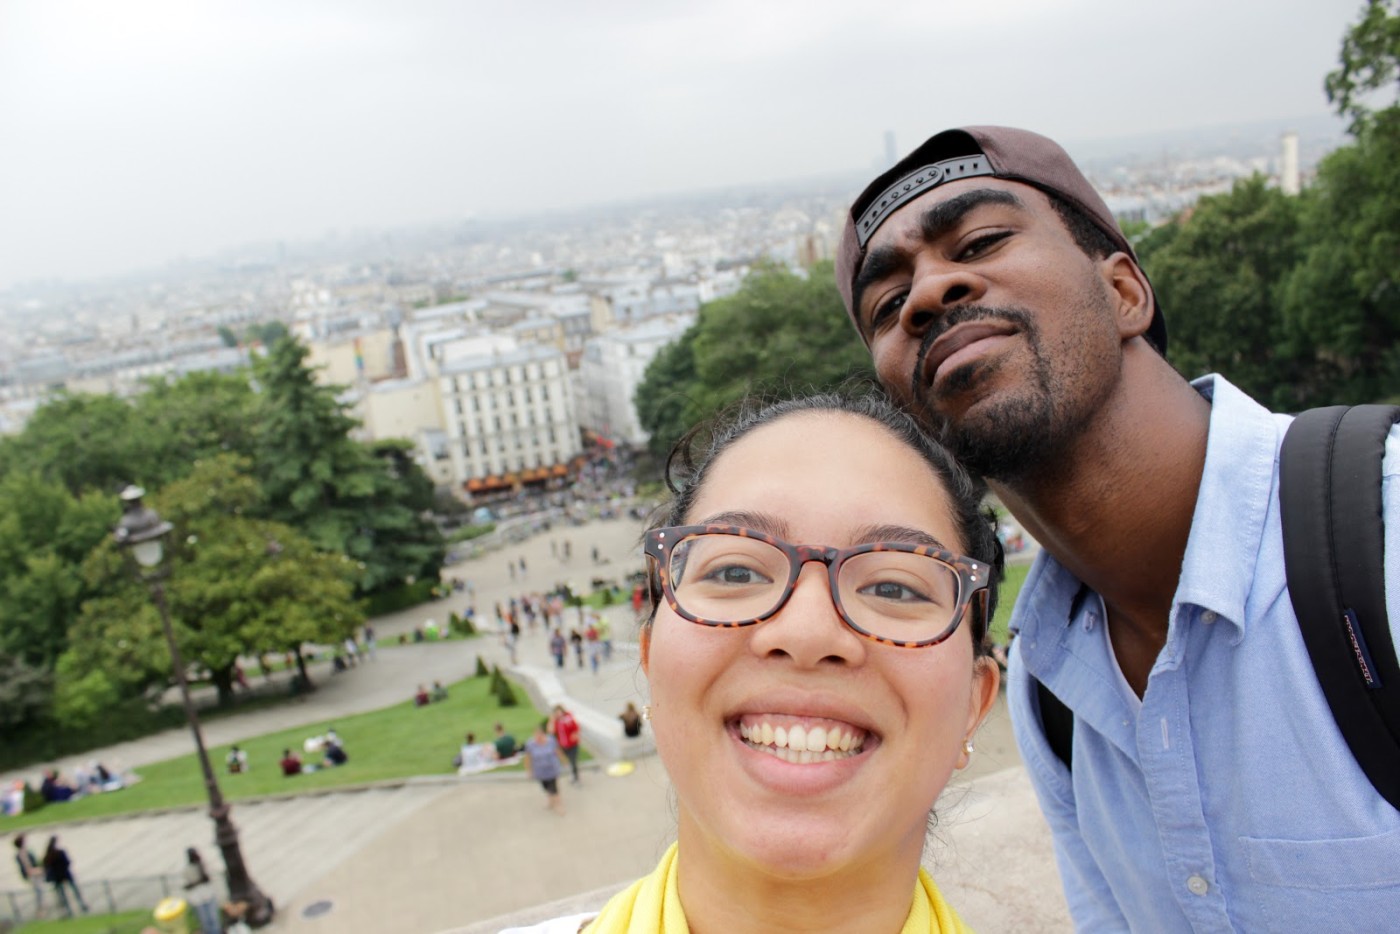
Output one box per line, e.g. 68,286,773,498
642,524,990,648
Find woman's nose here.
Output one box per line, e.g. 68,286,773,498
747,563,866,668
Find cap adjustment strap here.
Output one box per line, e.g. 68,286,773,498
855,155,997,248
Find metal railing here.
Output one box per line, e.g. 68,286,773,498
1,871,225,925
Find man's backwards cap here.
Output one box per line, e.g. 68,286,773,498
835,125,1165,353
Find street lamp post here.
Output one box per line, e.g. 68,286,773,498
113,486,274,928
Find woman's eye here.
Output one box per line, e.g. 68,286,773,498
701,564,771,586
957,230,1010,260
859,580,930,603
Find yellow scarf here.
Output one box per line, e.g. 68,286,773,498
583,843,972,933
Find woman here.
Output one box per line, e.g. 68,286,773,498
42,835,88,917
524,719,567,815
509,391,1002,933
183,847,222,934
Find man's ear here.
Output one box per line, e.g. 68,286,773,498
639,625,651,674
1101,253,1153,341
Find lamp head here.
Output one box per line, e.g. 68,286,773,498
114,485,173,569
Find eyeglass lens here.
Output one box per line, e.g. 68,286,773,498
667,532,961,642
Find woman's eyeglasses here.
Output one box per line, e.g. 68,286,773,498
643,525,989,648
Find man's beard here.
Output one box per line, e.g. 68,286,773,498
908,305,1062,483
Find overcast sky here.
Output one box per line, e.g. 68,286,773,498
0,0,1363,290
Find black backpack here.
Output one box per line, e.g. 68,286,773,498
1034,404,1400,811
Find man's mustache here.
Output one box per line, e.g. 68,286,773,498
911,305,1034,397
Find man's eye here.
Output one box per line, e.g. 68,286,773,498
869,293,906,331
957,231,1010,261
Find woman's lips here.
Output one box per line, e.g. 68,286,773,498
923,321,1017,387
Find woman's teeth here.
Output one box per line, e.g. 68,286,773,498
739,720,865,763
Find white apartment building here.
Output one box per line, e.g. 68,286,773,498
577,315,694,447
435,340,581,498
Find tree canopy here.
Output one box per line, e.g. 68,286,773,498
1140,0,1400,409
0,338,442,748
634,261,874,460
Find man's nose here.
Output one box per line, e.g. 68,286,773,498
898,259,989,337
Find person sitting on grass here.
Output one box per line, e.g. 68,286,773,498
39,770,78,803
430,680,449,703
322,737,348,767
414,684,430,707
226,746,248,774
457,733,495,774
278,749,302,777
493,722,519,759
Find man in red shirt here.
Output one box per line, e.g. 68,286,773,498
551,705,581,785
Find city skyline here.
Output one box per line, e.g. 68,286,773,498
0,0,1364,290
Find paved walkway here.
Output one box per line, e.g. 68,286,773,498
2,513,1070,932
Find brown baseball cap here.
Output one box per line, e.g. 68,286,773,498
836,125,1166,352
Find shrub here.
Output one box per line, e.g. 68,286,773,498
362,578,440,616
474,656,490,678
495,677,518,707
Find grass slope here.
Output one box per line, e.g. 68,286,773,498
2,673,543,833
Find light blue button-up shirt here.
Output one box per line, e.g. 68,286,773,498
1007,374,1400,932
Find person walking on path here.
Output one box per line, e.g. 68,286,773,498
549,628,566,669
551,705,582,785
524,720,566,815
183,847,222,934
42,835,87,917
14,834,45,919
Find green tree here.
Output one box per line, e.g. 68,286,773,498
253,338,444,594
55,456,364,717
634,326,699,461
0,653,52,732
1138,176,1304,408
131,370,260,484
0,474,116,669
1325,0,1400,131
1282,110,1400,405
635,261,873,459
0,394,149,495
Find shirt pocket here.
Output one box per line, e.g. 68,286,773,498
1241,827,1400,932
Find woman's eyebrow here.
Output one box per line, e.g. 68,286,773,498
854,523,950,550
692,510,790,538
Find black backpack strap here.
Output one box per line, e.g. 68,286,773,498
1279,404,1400,811
1031,583,1091,770
1037,678,1074,770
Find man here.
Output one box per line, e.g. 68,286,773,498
493,722,519,759
835,126,1400,931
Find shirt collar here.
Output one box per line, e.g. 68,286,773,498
1173,374,1281,638
1012,374,1281,647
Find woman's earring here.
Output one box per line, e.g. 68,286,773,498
642,705,653,721
963,739,975,758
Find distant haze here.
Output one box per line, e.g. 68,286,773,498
0,0,1362,289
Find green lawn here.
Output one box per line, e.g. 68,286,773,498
1,672,546,833
15,909,152,934
990,561,1031,646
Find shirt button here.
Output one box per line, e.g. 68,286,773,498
1201,611,1218,624
1186,875,1210,896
